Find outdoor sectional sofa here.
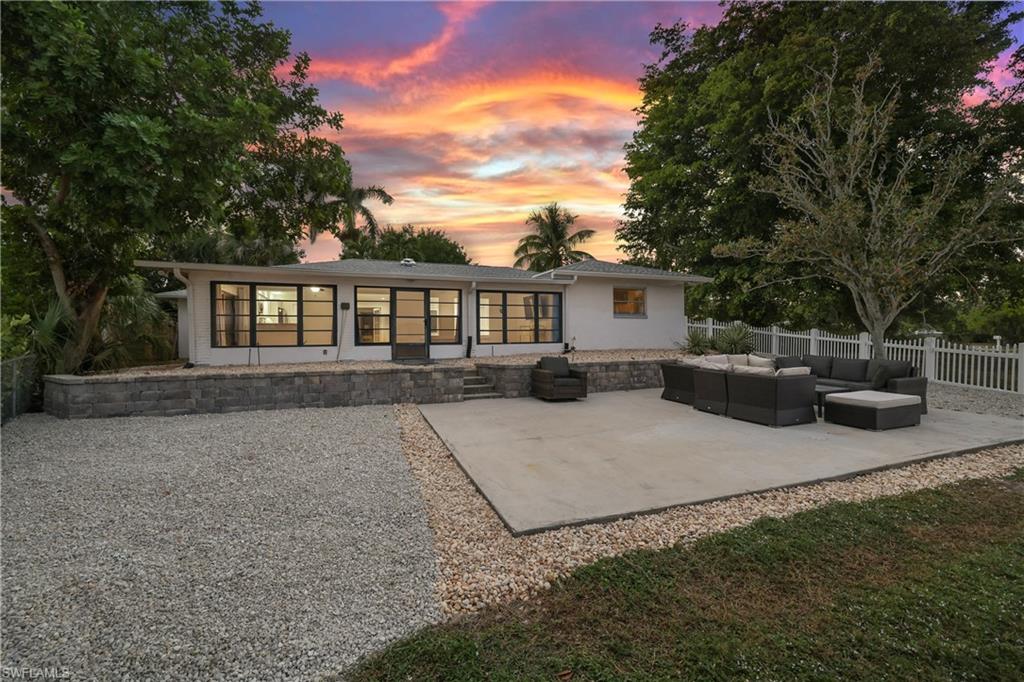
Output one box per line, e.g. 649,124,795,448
778,355,928,413
662,355,817,427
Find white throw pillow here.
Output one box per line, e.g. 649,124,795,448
704,354,728,365
697,359,731,371
775,366,812,377
727,354,749,366
679,358,703,367
747,354,775,369
733,364,774,376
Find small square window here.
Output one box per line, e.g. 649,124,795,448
613,288,646,316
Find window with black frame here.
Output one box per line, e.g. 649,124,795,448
477,291,561,344
429,289,460,344
355,287,391,345
212,283,336,347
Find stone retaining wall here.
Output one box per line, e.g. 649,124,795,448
476,359,669,399
44,366,465,419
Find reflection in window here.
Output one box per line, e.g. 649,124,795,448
212,283,336,347
429,289,460,344
613,288,646,316
256,286,298,346
356,287,391,345
214,283,250,347
477,291,561,344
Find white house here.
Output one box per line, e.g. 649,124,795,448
137,258,710,366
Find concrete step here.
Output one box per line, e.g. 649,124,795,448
463,376,490,387
463,392,502,400
464,384,497,396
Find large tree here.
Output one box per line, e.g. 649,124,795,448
513,203,595,272
341,224,470,264
618,1,1022,330
717,58,1020,357
1,2,351,371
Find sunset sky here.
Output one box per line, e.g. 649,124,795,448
262,1,1020,266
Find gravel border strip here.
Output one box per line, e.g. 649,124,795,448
395,404,1024,616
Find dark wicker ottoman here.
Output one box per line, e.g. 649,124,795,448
824,391,921,431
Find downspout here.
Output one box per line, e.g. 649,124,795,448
468,281,478,358
562,276,577,352
172,268,197,363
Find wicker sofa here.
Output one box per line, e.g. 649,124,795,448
531,356,588,400
778,355,928,413
659,362,696,405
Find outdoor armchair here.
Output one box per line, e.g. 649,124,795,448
531,356,588,400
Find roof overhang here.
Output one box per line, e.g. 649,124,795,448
134,260,573,285
544,270,712,285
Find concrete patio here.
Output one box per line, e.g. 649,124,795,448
420,389,1024,535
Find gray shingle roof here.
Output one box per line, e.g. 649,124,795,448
551,259,700,278
281,258,711,283
280,259,538,280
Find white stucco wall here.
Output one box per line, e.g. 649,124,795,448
177,268,687,365
564,278,686,350
182,268,569,365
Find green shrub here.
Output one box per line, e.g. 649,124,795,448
683,329,716,355
716,323,754,354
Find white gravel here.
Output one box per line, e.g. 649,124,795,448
1,407,440,680
929,382,1024,419
395,404,1024,616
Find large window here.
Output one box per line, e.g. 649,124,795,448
429,290,460,344
613,288,646,317
477,291,561,344
355,287,391,345
211,283,336,348
355,287,462,345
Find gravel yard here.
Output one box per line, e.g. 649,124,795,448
396,395,1024,616
930,382,1024,418
1,407,439,680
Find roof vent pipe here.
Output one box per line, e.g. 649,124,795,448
400,257,416,267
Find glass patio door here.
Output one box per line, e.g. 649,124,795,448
393,289,428,360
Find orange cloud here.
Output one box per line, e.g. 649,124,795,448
302,2,486,86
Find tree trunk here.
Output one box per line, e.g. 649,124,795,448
869,325,888,360
63,287,108,372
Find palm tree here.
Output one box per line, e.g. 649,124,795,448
310,183,394,243
513,203,596,271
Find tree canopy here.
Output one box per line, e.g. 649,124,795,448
717,57,1018,357
1,1,353,370
513,203,595,272
341,225,470,264
618,1,1023,333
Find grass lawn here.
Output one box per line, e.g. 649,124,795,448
352,470,1024,681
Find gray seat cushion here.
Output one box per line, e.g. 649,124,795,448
825,390,921,409
552,377,583,387
816,378,871,390
775,355,804,369
831,358,869,382
539,356,570,377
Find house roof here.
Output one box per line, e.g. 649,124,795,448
539,259,712,283
281,258,537,280
135,258,711,284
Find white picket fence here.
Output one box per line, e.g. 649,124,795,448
684,318,1023,394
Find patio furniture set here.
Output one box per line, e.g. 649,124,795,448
659,354,928,431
